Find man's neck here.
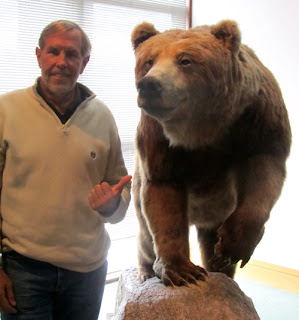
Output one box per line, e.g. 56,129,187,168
46,93,76,115
37,81,80,115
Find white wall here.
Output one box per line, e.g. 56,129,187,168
192,0,299,270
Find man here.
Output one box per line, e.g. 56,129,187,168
0,20,131,319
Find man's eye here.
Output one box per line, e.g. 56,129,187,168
67,51,79,58
48,48,59,56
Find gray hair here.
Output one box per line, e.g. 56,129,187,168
38,20,92,58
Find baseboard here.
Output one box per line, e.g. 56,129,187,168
189,226,299,294
235,259,299,294
106,260,299,295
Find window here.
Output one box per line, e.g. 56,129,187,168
0,0,187,274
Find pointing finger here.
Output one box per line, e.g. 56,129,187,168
113,175,132,194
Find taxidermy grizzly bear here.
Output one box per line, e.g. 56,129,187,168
131,20,291,286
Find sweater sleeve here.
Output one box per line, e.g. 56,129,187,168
0,108,6,254
0,144,5,190
0,144,3,253
100,114,131,224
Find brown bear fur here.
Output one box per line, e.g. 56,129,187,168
131,20,291,286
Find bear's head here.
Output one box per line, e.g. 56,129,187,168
131,20,249,149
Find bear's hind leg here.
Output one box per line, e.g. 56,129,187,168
133,162,156,282
136,208,156,282
137,220,156,281
197,227,237,278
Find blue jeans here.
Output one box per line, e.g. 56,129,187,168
1,251,108,320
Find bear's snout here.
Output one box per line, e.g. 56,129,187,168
137,76,162,99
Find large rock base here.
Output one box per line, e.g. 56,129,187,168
110,267,260,320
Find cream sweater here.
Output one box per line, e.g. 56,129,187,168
0,80,131,272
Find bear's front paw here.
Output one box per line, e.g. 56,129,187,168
211,224,265,271
154,259,208,287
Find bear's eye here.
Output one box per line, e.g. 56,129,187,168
146,59,154,67
180,58,191,66
144,59,154,73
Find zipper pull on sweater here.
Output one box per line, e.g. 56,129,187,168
61,125,69,136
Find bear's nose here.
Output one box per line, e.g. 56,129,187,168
137,76,162,97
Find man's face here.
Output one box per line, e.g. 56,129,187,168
36,29,89,99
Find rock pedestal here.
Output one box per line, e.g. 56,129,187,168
109,267,260,320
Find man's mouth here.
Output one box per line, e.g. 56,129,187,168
51,73,70,79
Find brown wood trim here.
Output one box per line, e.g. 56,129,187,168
186,0,192,29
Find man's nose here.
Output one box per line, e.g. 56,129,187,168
56,52,67,67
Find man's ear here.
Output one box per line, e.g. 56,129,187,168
80,55,90,74
36,47,42,68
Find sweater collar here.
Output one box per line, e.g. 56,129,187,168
31,77,96,123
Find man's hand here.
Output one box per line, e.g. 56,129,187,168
88,175,132,216
0,268,17,314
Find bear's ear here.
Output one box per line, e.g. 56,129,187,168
131,22,159,50
210,20,241,54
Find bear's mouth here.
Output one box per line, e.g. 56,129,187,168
137,75,188,120
138,96,177,119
